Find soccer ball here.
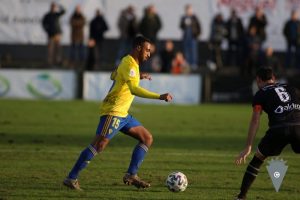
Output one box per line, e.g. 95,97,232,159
166,171,188,192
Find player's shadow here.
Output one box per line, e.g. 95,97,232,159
0,131,246,151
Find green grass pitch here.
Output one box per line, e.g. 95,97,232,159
0,99,299,200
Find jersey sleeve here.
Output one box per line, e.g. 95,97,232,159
123,65,160,99
127,81,160,99
252,91,263,112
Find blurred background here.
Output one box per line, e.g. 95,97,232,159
0,0,300,103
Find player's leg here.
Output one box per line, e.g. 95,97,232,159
121,115,152,188
236,150,266,199
63,143,99,190
123,126,152,188
236,128,288,199
66,135,110,181
125,126,153,174
64,115,121,190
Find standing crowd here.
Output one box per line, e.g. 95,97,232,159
42,3,300,75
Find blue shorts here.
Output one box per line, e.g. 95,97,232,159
95,115,142,139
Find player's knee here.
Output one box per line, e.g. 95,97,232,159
146,133,153,147
92,137,109,153
141,133,153,148
95,142,106,152
255,150,267,161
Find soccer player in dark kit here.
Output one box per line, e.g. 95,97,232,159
235,67,300,200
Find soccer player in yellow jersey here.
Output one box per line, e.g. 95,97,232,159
63,35,173,190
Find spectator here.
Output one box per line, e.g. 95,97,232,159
86,9,108,70
171,51,190,74
261,46,282,74
180,4,201,71
160,40,175,73
209,13,227,70
42,2,65,67
139,5,162,45
283,10,300,69
226,9,244,68
116,5,138,65
69,5,85,69
243,26,263,76
248,7,267,43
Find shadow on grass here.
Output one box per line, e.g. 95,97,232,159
0,132,245,151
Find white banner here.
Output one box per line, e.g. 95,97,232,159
1,0,299,50
83,72,202,104
0,69,77,99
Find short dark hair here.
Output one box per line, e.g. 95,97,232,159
256,67,274,81
132,35,151,48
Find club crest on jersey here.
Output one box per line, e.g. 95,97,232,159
129,68,136,77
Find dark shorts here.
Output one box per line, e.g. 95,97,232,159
95,115,141,139
258,125,300,157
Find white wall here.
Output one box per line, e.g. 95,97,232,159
0,0,299,50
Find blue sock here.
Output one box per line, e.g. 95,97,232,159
68,145,98,179
127,143,148,175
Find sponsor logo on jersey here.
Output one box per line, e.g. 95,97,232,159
274,103,300,113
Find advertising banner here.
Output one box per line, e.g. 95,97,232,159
83,72,201,104
0,69,77,99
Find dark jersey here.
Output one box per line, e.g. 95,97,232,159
252,83,300,128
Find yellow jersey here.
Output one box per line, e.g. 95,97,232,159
100,55,160,117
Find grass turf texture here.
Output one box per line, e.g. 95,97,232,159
0,99,299,200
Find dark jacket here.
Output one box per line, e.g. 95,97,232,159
210,17,227,45
118,10,138,39
180,15,201,38
42,7,65,37
283,19,300,44
160,49,175,73
248,15,267,42
226,17,244,42
139,14,162,42
89,15,108,43
70,13,85,43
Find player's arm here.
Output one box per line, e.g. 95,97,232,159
127,80,172,102
127,80,159,99
235,105,262,165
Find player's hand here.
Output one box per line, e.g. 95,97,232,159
235,145,252,165
159,93,173,102
140,72,152,80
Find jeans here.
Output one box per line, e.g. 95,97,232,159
285,41,300,69
70,42,85,63
183,37,198,69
